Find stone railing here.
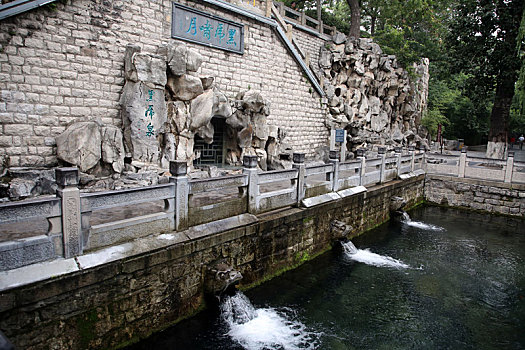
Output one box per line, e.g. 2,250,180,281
273,1,336,35
424,150,525,184
0,147,425,271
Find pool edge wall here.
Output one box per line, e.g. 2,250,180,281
0,175,424,349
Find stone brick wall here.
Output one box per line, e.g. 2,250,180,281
0,0,329,168
293,27,327,72
424,175,525,216
0,176,424,349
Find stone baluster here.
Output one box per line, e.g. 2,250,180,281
169,161,189,230
243,155,259,214
286,23,293,41
357,148,366,186
409,145,416,172
458,148,467,178
293,153,306,204
341,129,347,162
56,167,82,258
265,0,272,17
328,150,340,192
504,152,514,183
378,147,386,183
419,145,426,171
394,146,402,177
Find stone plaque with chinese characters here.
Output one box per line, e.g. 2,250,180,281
172,2,244,55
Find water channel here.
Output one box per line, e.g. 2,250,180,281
128,206,525,349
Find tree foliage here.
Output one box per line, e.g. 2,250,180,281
283,0,525,144
447,0,524,148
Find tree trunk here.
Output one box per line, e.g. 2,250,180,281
486,74,515,159
316,0,322,30
346,0,360,39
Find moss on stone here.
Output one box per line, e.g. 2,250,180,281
240,245,331,291
76,308,99,349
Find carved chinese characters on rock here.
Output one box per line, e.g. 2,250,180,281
172,3,244,54
145,89,156,138
121,52,168,163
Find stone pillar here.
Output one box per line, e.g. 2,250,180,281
395,146,402,177
243,155,259,214
458,148,467,178
293,153,306,204
341,130,347,162
409,145,415,172
329,150,340,192
330,129,336,150
504,152,514,183
419,145,426,172
265,0,272,17
286,24,293,41
357,148,366,186
378,147,386,183
56,167,82,259
169,161,188,231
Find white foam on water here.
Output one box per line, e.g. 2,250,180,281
343,241,410,269
404,220,444,231
221,292,319,350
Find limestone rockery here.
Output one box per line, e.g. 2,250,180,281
319,37,430,152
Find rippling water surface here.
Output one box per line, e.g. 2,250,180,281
128,206,525,349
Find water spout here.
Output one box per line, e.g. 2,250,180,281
204,260,243,300
390,196,411,222
341,241,410,269
221,292,319,350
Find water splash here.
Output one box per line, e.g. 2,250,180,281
404,220,444,231
221,292,319,350
397,211,444,231
342,241,410,269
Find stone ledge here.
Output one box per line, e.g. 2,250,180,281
0,258,79,292
337,185,367,198
0,213,258,292
425,174,525,190
301,192,340,207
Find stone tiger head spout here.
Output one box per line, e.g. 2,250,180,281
204,260,243,298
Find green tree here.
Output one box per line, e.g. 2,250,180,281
447,0,525,158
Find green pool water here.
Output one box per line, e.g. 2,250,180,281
128,206,525,350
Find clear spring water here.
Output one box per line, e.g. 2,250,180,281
127,206,525,349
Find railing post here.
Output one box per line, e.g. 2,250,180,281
329,150,340,192
504,152,515,183
243,155,259,214
341,130,347,162
458,148,467,178
357,148,366,186
300,11,306,25
286,23,293,41
409,145,415,172
56,167,82,258
395,146,402,177
265,0,272,17
169,161,188,230
293,153,306,204
378,147,386,183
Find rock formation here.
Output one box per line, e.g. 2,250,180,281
319,37,430,153
52,41,289,186
56,119,124,175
